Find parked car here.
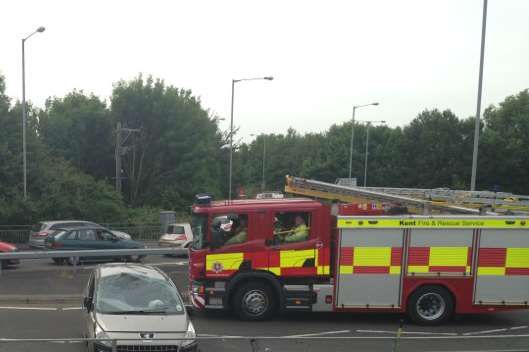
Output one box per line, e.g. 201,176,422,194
44,227,145,265
29,221,131,248
158,223,193,250
0,241,19,269
83,263,197,352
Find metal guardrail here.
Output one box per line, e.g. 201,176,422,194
0,247,187,275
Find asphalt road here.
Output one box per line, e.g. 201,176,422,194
2,255,529,352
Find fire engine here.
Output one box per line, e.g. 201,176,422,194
189,182,529,325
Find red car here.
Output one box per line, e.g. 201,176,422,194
0,241,19,269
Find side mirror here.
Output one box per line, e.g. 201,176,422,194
83,297,93,311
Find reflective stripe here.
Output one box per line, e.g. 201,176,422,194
429,247,468,267
389,266,401,274
408,265,429,273
353,247,391,266
478,267,506,275
506,248,529,268
280,249,314,268
206,253,243,271
338,218,529,229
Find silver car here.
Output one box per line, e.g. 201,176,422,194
83,263,197,352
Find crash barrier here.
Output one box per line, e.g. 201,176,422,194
1,334,529,352
0,222,190,243
0,247,187,275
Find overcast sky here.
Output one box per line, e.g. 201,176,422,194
1,0,528,141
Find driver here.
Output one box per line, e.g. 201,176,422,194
225,218,248,244
282,216,308,243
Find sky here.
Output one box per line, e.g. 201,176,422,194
1,0,528,141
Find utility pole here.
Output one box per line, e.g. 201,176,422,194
115,122,140,194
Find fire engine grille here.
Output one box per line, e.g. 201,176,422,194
116,345,179,352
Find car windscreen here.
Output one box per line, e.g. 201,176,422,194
95,272,185,315
168,225,185,234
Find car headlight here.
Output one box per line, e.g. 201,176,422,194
95,324,112,347
182,321,196,346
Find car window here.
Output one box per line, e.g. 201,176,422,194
51,222,84,229
96,230,115,241
168,225,185,234
64,230,80,240
79,230,96,241
95,272,185,315
31,222,44,232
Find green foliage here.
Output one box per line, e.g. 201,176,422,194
40,91,114,179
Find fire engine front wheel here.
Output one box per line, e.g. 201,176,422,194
233,282,276,321
407,286,454,325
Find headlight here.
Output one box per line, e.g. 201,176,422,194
182,321,196,346
95,324,112,347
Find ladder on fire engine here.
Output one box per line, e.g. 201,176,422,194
284,176,500,215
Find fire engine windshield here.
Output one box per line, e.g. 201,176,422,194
191,213,208,250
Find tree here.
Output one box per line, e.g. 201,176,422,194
110,75,223,208
40,91,114,179
480,89,529,194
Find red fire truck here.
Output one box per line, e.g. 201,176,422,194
189,195,529,325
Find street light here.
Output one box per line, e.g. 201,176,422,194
359,120,386,187
21,26,46,200
348,102,379,179
470,0,488,191
229,76,273,201
250,133,267,191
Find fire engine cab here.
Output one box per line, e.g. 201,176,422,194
189,194,529,325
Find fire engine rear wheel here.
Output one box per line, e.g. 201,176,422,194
407,286,454,325
233,282,276,321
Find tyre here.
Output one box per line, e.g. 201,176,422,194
233,281,276,321
67,256,80,266
126,255,144,263
52,258,64,265
407,285,454,325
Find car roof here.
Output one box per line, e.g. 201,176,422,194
41,220,96,226
54,226,106,231
97,263,168,281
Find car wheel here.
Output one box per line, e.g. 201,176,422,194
407,285,454,325
233,281,276,321
52,258,64,265
67,256,80,266
126,255,144,263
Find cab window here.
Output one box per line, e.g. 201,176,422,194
273,212,311,244
211,214,248,247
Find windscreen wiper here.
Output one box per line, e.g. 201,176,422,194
103,310,169,315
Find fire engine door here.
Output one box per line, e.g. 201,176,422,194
336,228,404,308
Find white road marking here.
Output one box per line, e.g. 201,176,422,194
463,328,509,336
0,306,81,311
356,329,457,336
428,350,529,352
283,330,350,338
0,306,58,311
150,261,187,266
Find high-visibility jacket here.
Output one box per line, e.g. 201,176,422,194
284,224,308,243
225,230,247,245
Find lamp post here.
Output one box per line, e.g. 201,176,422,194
361,120,386,187
251,134,267,191
470,0,488,191
21,26,45,201
229,76,273,201
348,102,379,179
